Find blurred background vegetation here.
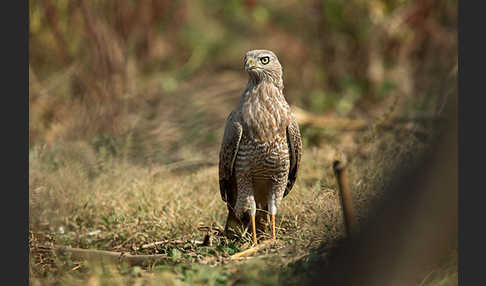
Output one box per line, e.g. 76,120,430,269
29,1,457,284
29,0,457,166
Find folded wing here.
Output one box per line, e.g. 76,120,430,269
218,112,243,204
284,115,302,197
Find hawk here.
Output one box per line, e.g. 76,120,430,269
219,49,302,244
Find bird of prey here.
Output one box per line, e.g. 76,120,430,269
218,49,302,244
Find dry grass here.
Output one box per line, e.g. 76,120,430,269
29,137,345,270
28,94,353,285
29,88,456,285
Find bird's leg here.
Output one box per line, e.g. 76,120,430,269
271,214,276,241
266,213,271,230
249,197,257,245
268,193,277,241
251,214,257,245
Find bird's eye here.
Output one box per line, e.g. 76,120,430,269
260,56,270,65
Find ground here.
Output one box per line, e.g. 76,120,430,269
29,73,457,286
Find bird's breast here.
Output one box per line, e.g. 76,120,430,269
240,84,290,142
235,135,290,179
235,82,291,178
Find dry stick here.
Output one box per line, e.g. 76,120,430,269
40,245,168,266
333,160,357,238
292,106,441,131
164,159,217,171
229,240,275,260
141,239,204,249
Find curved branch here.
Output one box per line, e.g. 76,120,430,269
39,245,168,266
333,160,357,238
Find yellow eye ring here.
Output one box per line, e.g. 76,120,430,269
260,56,270,65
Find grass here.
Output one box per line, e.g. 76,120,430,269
29,102,457,285
29,131,348,284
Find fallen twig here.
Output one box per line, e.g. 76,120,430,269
39,245,168,266
141,239,204,249
164,159,217,172
229,240,276,260
292,106,441,131
197,225,224,235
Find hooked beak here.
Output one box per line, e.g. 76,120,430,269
245,58,256,71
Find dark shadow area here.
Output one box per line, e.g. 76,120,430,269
304,92,457,285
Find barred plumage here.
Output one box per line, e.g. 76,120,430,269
218,50,302,243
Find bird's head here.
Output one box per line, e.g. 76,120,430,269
244,50,283,86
